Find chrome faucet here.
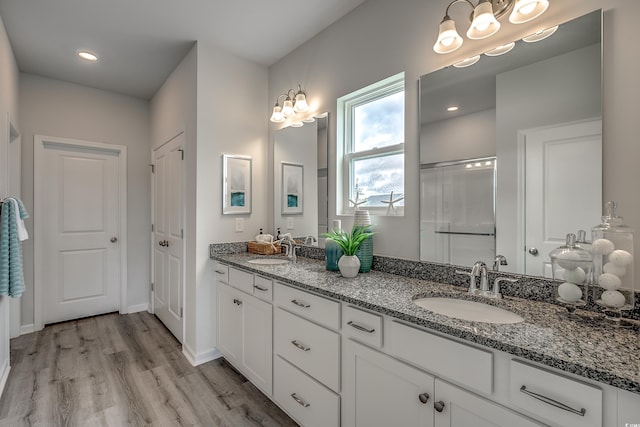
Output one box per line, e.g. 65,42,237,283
303,235,317,245
281,241,298,262
471,261,489,294
493,255,508,271
457,261,518,299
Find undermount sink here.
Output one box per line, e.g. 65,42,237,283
247,258,289,265
414,297,524,324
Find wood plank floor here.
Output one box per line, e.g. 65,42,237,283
0,312,298,427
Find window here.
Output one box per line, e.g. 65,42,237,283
337,73,405,215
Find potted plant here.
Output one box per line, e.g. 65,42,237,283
323,226,374,277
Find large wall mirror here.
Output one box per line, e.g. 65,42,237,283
420,10,602,276
273,114,328,245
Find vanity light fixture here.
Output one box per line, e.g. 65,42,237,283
77,50,98,62
522,25,558,42
270,84,310,123
433,0,550,55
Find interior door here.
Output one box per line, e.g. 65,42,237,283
524,120,602,277
40,139,121,325
152,134,184,342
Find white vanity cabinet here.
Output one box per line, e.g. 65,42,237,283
273,282,341,427
216,264,273,396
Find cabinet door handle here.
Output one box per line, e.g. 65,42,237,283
254,285,269,292
291,340,311,352
291,299,310,308
418,393,430,404
347,321,375,333
233,298,242,306
291,393,310,408
215,270,226,274
434,401,445,413
520,385,586,416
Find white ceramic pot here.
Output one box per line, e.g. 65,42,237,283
338,255,361,278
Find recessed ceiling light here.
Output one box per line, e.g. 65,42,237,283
77,50,99,62
447,106,459,112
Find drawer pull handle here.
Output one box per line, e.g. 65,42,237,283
254,285,269,292
434,401,445,413
291,340,311,352
347,321,375,333
291,393,310,408
418,393,430,404
519,385,586,416
233,298,242,306
291,299,310,308
214,270,226,274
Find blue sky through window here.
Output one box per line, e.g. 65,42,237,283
354,91,404,152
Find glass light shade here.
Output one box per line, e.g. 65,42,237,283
433,17,463,54
522,25,558,43
270,105,285,123
453,55,481,68
484,41,515,56
282,99,295,117
293,92,309,113
467,1,501,40
509,0,549,24
290,121,304,128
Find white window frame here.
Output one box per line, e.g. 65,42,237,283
337,72,405,216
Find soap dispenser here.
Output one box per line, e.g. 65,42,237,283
591,201,635,322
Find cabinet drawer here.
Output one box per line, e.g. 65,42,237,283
509,359,602,427
253,275,273,302
214,262,229,284
342,305,383,348
274,356,340,427
274,282,340,330
274,308,340,392
388,320,493,395
229,267,254,294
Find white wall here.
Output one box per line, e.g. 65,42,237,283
19,74,151,327
268,0,640,271
0,14,20,393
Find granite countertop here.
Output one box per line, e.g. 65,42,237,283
212,252,640,395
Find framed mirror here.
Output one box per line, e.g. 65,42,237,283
273,113,328,244
419,10,602,275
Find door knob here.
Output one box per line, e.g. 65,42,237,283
164,240,169,247
528,247,539,256
110,237,118,243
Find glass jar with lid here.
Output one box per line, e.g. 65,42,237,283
550,233,593,315
591,201,635,322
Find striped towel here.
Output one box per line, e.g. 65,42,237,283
0,197,29,297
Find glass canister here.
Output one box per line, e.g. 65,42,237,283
550,233,593,314
591,201,635,321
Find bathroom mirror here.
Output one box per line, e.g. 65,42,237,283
420,10,602,275
273,114,328,245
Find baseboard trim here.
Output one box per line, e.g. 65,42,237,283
20,324,35,335
182,344,223,366
0,359,10,398
127,303,149,314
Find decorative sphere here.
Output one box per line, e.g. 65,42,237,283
592,238,615,255
601,290,626,308
556,252,583,270
557,282,582,303
603,262,626,277
563,267,586,284
598,273,622,290
609,249,633,267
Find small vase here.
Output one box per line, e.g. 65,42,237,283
338,255,360,278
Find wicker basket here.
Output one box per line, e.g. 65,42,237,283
247,241,282,255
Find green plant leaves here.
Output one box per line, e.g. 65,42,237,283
322,225,374,256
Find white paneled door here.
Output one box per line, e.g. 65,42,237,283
152,134,184,342
36,136,126,326
524,119,602,277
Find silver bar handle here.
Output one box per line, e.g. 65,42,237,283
347,321,375,333
291,340,311,352
291,299,310,308
519,385,586,416
214,270,226,274
254,285,269,292
291,393,310,408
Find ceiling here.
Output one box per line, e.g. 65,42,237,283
0,0,366,99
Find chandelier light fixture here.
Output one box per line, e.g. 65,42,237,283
269,85,310,124
433,0,550,55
